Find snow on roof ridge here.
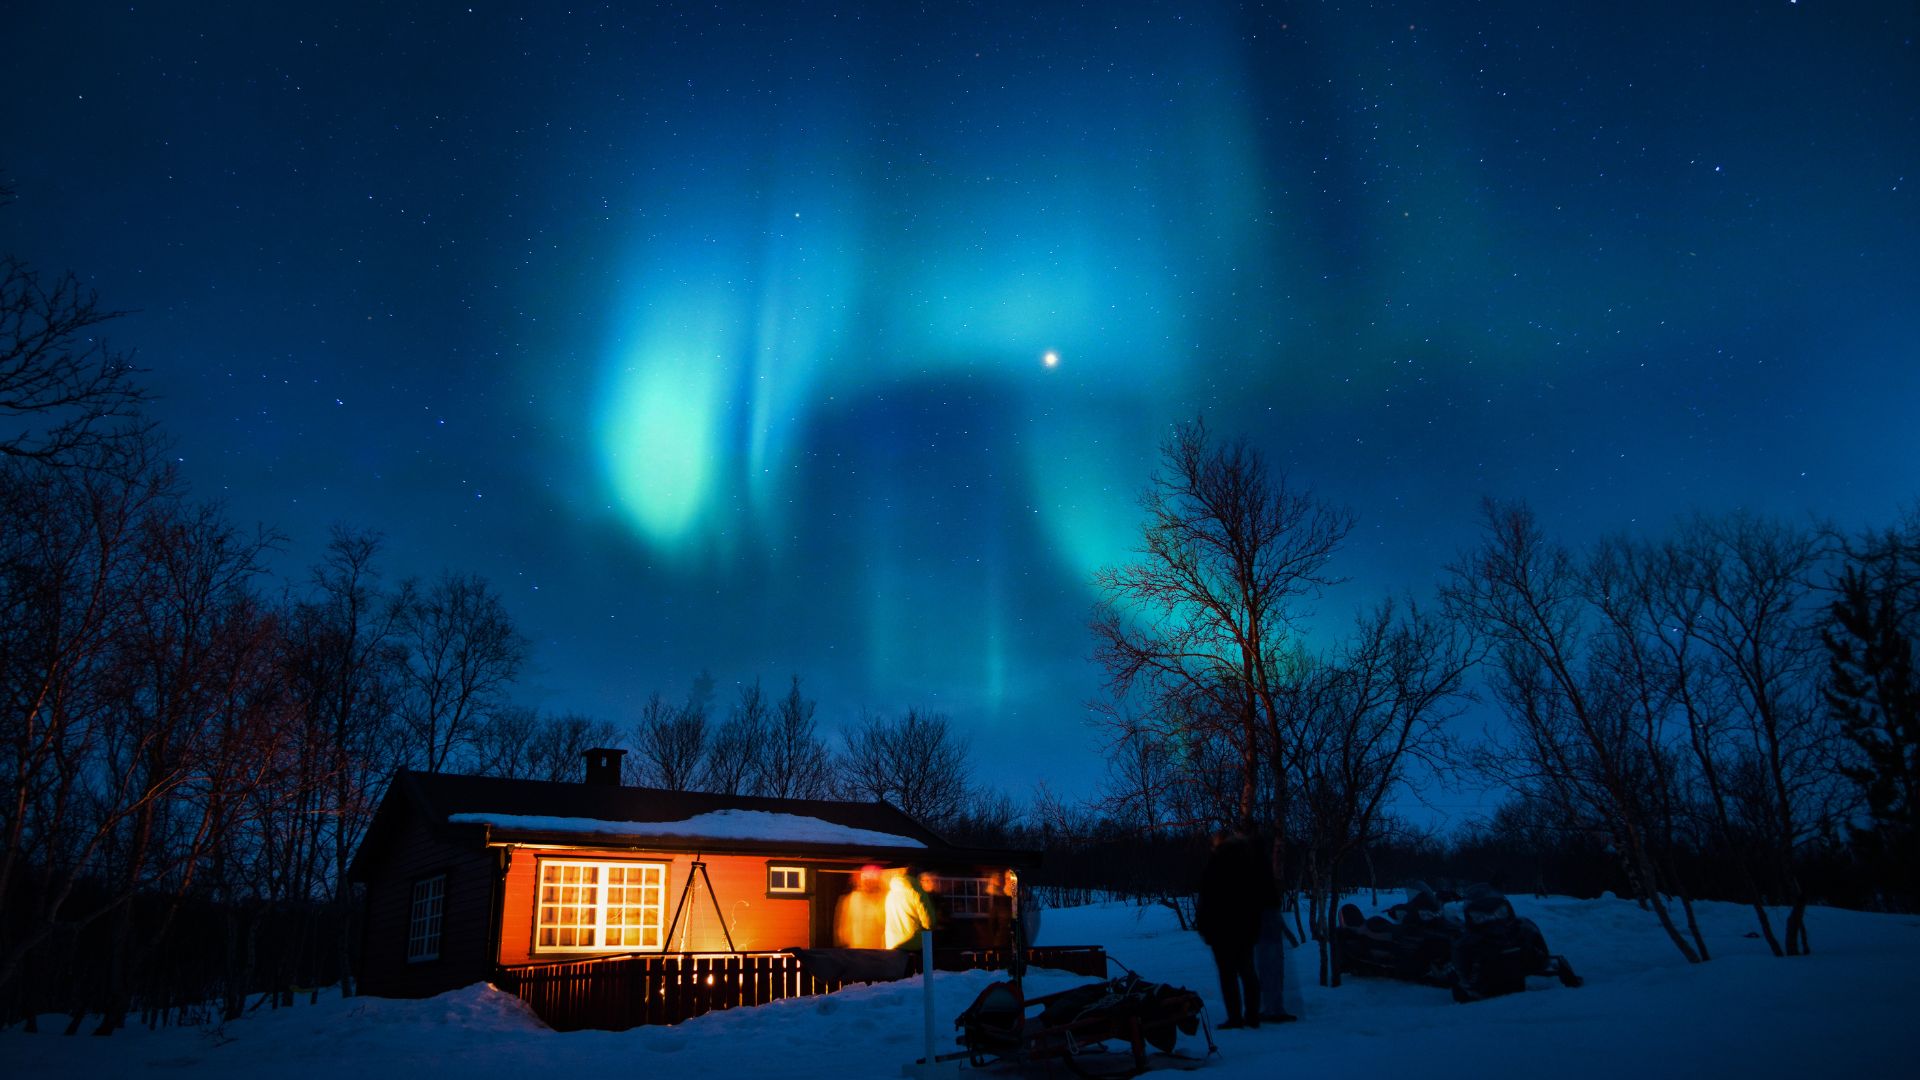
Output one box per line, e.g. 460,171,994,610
446,808,928,849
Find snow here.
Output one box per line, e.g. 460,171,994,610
445,809,928,849
8,894,1915,1078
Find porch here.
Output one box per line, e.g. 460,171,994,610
493,945,1108,1031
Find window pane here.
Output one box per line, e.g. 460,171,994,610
535,861,664,954
408,876,446,962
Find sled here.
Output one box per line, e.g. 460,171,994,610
954,973,1215,1078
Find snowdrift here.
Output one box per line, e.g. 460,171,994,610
6,894,1915,1079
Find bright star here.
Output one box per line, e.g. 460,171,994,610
1043,350,1059,368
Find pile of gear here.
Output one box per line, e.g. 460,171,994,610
1334,883,1583,1002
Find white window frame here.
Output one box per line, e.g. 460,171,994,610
768,864,806,895
407,874,446,963
937,875,992,919
533,858,669,955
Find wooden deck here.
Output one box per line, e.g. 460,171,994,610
493,945,1108,1031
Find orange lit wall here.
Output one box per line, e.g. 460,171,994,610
496,848,842,964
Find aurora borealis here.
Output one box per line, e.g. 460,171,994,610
3,2,1915,799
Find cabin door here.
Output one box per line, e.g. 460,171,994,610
811,869,855,947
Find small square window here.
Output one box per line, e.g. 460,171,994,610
768,865,806,895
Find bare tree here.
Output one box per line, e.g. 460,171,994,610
303,527,403,997
0,183,150,473
703,679,770,795
1290,600,1470,985
1096,714,1187,838
91,501,279,1033
391,572,528,774
1683,515,1839,953
0,446,291,1027
0,452,177,1001
531,712,620,782
1582,537,1714,959
838,708,973,828
1092,418,1353,849
470,704,543,778
629,691,708,791
755,677,836,800
1443,499,1704,963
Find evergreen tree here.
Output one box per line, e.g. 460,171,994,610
1824,532,1920,906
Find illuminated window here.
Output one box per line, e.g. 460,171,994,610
937,876,991,918
535,860,667,953
768,865,806,894
408,875,445,962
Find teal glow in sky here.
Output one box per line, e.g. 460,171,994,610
593,6,1266,583
3,1,1916,797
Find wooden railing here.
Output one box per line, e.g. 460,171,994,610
493,952,839,1031
494,945,1109,1032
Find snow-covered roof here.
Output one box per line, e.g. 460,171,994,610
447,808,928,849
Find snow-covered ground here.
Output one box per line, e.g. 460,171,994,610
8,894,1916,1078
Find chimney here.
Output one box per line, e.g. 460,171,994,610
583,747,626,787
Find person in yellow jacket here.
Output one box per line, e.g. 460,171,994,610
883,868,936,950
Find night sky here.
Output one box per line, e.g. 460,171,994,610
3,2,1916,807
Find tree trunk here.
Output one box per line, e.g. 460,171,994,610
1786,897,1811,956
1748,899,1783,957
1677,892,1710,962
1626,841,1701,963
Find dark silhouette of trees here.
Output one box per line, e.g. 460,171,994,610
0,450,182,1010
392,572,528,774
471,707,618,782
839,708,973,829
703,678,770,796
629,690,709,791
1826,510,1920,907
1661,514,1839,954
755,677,836,800
298,528,404,998
1444,499,1706,963
0,184,150,473
1288,600,1471,984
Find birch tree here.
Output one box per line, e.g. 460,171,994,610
755,677,836,800
1092,418,1352,852
1443,499,1705,963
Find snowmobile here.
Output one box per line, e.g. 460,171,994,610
955,972,1214,1078
1334,883,1582,1002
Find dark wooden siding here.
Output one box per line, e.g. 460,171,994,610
358,813,495,998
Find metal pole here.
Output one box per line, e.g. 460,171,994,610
921,930,936,1068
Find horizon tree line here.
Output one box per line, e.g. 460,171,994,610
1079,418,1919,985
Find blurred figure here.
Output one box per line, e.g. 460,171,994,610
986,872,1012,949
835,865,887,948
885,867,935,950
1197,831,1277,1029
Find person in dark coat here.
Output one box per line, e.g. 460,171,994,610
1196,831,1278,1029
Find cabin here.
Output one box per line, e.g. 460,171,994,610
347,750,1098,1029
